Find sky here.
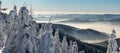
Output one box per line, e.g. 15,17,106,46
1,0,120,14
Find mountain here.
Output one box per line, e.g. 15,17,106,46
37,23,107,53
56,14,120,24
59,18,94,23
38,23,109,43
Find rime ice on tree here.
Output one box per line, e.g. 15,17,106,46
68,41,73,53
52,29,61,53
107,29,118,53
61,36,68,53
38,23,54,53
3,6,37,53
72,41,78,53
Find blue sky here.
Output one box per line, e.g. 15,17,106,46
1,0,120,14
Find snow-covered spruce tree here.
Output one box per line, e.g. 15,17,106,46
38,23,46,38
38,23,54,53
0,13,7,48
0,1,8,48
4,6,37,53
18,6,37,53
68,41,73,53
61,36,68,53
107,29,118,53
5,6,22,53
52,29,61,53
72,41,78,53
0,9,8,49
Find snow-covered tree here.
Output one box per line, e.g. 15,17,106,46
72,41,78,53
68,41,73,53
38,23,54,53
18,6,37,53
0,14,6,48
107,29,118,53
0,9,8,48
61,36,68,53
52,29,61,53
4,6,37,53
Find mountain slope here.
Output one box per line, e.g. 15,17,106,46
38,23,107,53
59,31,107,53
93,38,120,48
38,23,109,43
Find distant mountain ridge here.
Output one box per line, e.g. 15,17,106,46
45,14,120,24
34,14,120,25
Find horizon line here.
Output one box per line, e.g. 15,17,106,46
2,10,120,15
